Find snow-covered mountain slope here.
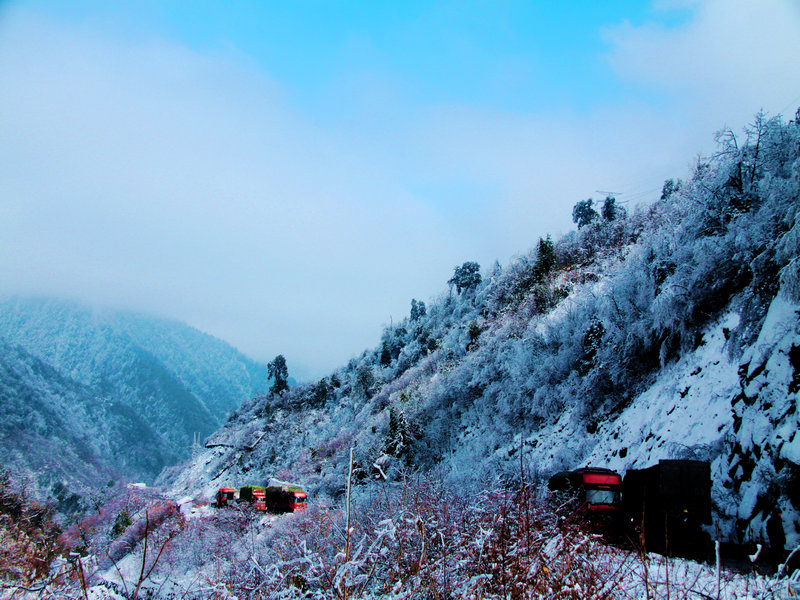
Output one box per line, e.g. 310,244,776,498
0,339,157,510
0,297,270,490
0,297,269,423
161,113,800,551
724,295,800,542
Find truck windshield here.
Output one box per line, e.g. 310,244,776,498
294,494,307,504
586,489,617,505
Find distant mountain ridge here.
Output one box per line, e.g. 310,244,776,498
0,338,164,510
0,296,270,505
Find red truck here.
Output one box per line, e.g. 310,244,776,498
240,485,268,511
215,487,237,508
548,467,622,514
263,483,308,513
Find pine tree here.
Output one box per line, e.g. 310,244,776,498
534,235,556,281
467,320,481,351
660,178,681,200
354,364,374,399
572,198,599,228
448,262,482,294
267,354,289,396
410,299,426,321
601,195,626,221
384,406,410,457
380,342,392,366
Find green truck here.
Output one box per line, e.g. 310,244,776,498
239,485,267,511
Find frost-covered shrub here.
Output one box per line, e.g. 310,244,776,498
61,486,152,558
202,477,633,600
0,472,63,586
100,500,181,569
160,507,253,584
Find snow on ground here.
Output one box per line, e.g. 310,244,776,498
512,310,741,476
177,495,215,520
730,294,800,550
586,311,742,472
87,586,126,599
595,547,800,600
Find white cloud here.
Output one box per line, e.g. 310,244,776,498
396,0,800,258
1,1,796,379
604,0,800,125
0,10,461,378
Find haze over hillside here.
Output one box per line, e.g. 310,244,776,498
3,2,798,381
0,297,270,509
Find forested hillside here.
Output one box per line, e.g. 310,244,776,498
0,297,270,508
163,111,800,548
0,339,123,511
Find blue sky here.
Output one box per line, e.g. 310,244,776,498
16,1,671,112
1,0,799,378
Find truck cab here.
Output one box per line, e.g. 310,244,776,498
289,490,308,512
215,487,237,508
580,469,622,512
548,467,622,513
240,485,268,511
264,484,308,513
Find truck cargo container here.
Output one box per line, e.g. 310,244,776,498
215,487,237,508
622,459,711,557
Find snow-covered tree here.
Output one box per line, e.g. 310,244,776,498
449,261,482,295
601,195,626,221
410,298,426,321
267,354,289,396
572,198,599,228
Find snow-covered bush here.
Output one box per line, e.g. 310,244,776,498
203,477,625,600
0,471,63,588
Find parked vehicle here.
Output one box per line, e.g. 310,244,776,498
239,485,267,511
263,483,308,513
548,460,713,559
215,487,237,508
214,480,308,514
547,467,622,515
622,459,712,558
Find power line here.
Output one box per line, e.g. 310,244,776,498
775,92,800,118
622,186,662,203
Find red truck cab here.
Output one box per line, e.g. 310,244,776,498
215,487,236,508
548,467,622,513
251,490,267,511
240,485,268,511
264,484,309,513
579,469,622,513
290,491,308,512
